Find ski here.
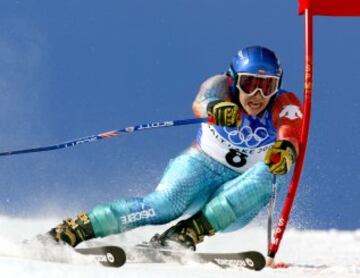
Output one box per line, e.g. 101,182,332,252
124,243,266,271
196,251,265,271
73,244,266,270
75,245,126,267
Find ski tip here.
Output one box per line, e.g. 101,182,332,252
197,250,266,271
245,251,266,271
76,245,126,268
101,246,127,267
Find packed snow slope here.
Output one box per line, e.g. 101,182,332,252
0,215,359,278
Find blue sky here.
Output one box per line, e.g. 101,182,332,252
0,0,359,230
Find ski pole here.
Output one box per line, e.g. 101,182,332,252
0,117,208,157
267,174,277,250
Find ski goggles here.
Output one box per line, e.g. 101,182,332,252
236,73,280,98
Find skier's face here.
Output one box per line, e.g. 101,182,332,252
239,90,270,116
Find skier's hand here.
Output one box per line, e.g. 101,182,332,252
207,101,240,127
264,140,297,175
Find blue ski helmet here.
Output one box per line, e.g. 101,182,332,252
227,46,283,95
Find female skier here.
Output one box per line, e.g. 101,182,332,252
49,46,302,263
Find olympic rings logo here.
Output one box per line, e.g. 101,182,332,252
223,126,269,148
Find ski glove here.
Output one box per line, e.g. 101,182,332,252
207,101,240,127
49,212,95,247
264,140,297,175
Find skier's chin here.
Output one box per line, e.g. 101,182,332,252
244,104,266,116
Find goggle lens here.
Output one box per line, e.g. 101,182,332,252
238,74,279,97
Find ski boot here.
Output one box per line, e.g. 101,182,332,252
48,212,95,247
150,211,215,251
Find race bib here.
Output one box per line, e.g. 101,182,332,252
197,123,276,173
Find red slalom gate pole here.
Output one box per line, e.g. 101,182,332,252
268,9,313,259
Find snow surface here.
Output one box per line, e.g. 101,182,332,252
0,215,359,278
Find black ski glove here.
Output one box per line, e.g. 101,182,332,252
207,101,240,127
